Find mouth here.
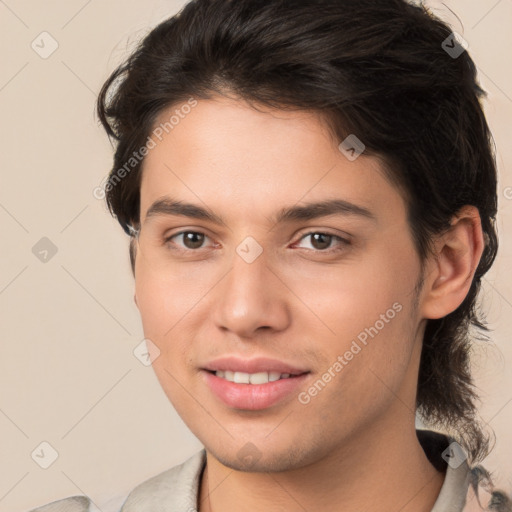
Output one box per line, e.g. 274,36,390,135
202,355,309,376
201,355,311,410
206,369,307,384
201,368,310,411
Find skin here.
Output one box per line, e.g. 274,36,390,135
133,94,484,512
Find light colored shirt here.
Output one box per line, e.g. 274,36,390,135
28,430,510,512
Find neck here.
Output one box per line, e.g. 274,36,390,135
198,417,445,512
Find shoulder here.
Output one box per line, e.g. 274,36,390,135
27,493,127,512
120,449,206,511
28,496,91,512
416,429,512,511
26,450,206,512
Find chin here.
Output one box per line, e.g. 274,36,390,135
205,440,318,473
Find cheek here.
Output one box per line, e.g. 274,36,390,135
296,237,420,396
134,263,221,392
134,273,190,388
134,261,213,335
134,274,169,337
294,248,417,344
135,270,196,403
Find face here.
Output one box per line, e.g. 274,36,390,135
134,95,427,472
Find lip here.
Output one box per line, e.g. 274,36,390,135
202,356,309,375
201,356,311,410
202,370,310,410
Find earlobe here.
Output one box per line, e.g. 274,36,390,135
420,206,484,320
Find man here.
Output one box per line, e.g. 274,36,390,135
30,0,510,510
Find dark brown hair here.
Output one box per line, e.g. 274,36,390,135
97,0,499,466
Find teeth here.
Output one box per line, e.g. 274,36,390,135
234,371,250,384
249,372,270,385
268,371,282,382
214,370,294,384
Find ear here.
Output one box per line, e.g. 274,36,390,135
420,205,484,320
134,293,138,308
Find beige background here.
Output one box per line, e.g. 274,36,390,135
0,1,511,510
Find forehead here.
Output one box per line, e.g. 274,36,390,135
139,96,406,228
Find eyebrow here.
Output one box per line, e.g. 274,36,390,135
144,196,377,226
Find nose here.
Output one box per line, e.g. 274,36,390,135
212,247,291,338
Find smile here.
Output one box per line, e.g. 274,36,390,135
213,370,295,384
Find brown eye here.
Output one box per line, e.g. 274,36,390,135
165,231,210,250
310,233,333,250
182,232,205,249
295,231,351,253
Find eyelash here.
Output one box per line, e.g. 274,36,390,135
163,230,351,255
